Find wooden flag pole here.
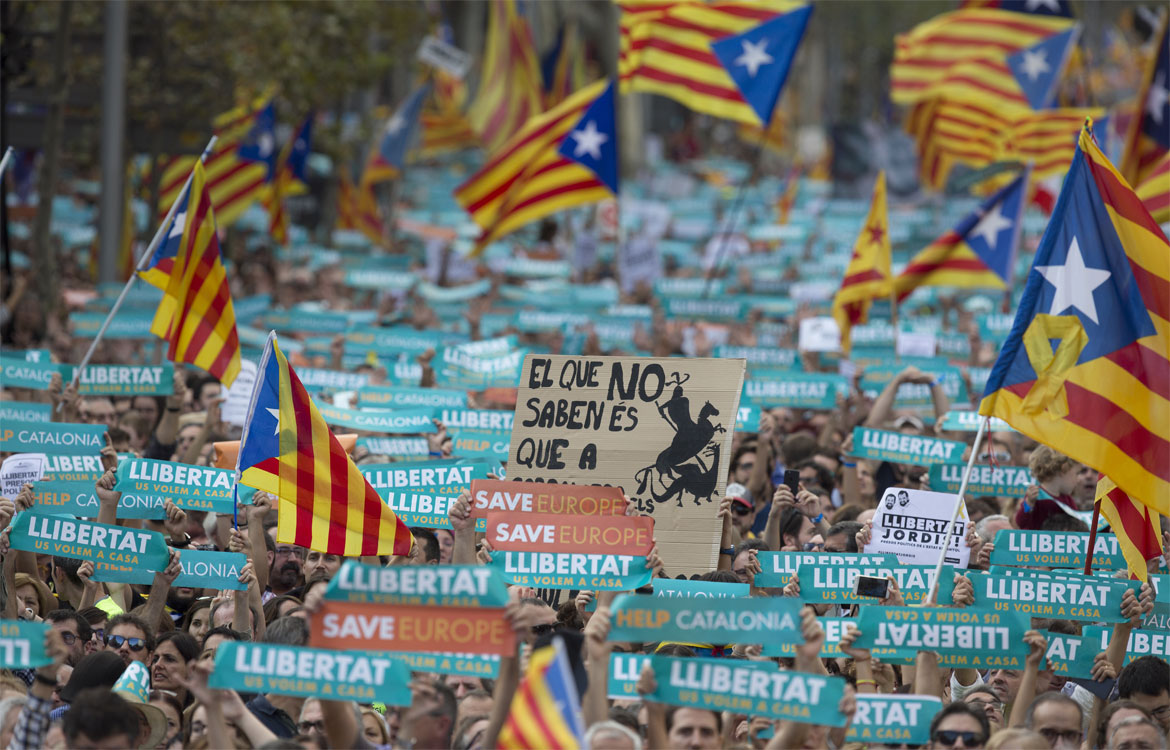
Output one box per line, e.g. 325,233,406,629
925,417,988,604
1083,500,1102,575
704,133,768,299
62,136,217,407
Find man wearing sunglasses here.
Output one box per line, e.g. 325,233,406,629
45,610,91,667
103,614,154,668
725,483,756,540
927,702,989,749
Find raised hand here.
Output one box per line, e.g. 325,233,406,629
163,500,188,542
950,574,974,608
448,490,475,533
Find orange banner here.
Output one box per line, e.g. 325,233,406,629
470,479,627,518
486,511,654,556
310,601,515,656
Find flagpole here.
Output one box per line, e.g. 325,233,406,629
925,417,988,604
62,136,217,407
0,147,14,180
704,135,767,299
1082,501,1102,575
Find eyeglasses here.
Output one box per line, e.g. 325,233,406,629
932,730,985,748
106,635,147,652
59,632,78,645
731,503,753,516
92,629,105,642
1038,728,1081,745
298,720,326,733
803,542,824,551
966,698,1004,716
275,546,305,559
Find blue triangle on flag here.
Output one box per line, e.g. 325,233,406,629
997,0,1073,17
710,6,812,126
557,80,619,195
237,102,278,179
959,172,1028,284
379,84,430,172
288,115,314,183
1006,27,1078,109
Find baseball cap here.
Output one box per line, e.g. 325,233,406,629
726,483,753,509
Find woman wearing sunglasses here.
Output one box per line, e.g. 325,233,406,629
927,702,990,749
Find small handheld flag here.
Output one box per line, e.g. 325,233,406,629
498,637,585,750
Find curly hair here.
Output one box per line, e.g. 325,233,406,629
1027,445,1076,484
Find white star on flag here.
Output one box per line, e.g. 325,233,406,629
257,132,274,158
1024,0,1061,10
168,212,186,240
265,407,281,435
386,113,406,135
970,205,1013,247
1020,49,1050,82
734,38,773,78
569,120,608,160
1146,72,1169,125
1036,237,1112,325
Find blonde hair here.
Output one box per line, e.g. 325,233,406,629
1027,445,1076,484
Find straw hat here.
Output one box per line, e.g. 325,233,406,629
111,662,168,749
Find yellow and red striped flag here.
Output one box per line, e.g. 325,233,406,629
467,0,543,153
498,639,585,750
831,171,891,353
236,333,412,557
1095,474,1163,581
419,70,479,158
1119,18,1168,187
979,125,1170,518
336,166,385,248
891,9,1074,105
618,0,803,125
1136,151,1170,224
148,161,241,386
455,80,615,255
155,98,274,227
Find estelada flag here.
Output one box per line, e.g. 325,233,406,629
980,124,1170,518
1095,474,1162,582
831,171,891,353
235,332,412,557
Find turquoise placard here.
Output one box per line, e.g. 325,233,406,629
608,653,652,700
990,530,1125,570
854,603,1030,670
385,652,499,679
851,427,965,465
233,293,272,324
30,481,101,517
0,356,59,389
1,401,52,423
64,364,173,396
361,459,495,529
743,373,848,409
938,412,1013,433
211,642,412,705
92,549,247,590
449,428,511,462
489,551,653,591
1081,626,1168,666
652,578,750,600
325,561,510,607
1044,631,1100,679
0,621,51,669
846,695,942,746
9,512,170,571
343,268,418,291
296,368,371,393
70,311,154,339
734,405,760,432
755,552,898,588
649,655,848,727
655,278,720,298
790,562,951,606
40,454,107,483
1152,574,1168,604
356,437,431,460
317,405,437,434
259,310,351,334
662,298,745,321
714,346,800,369
957,570,1129,622
439,408,514,432
860,365,968,409
760,617,904,660
436,348,526,390
114,459,236,516
359,386,467,409
1,420,106,455
929,463,1035,498
609,594,802,644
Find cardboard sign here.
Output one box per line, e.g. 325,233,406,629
649,655,848,727
1,453,47,499
0,621,51,669
486,512,654,556
489,550,653,591
211,642,412,705
743,373,847,410
323,561,510,608
846,695,942,746
508,355,744,575
359,386,467,409
791,562,951,606
652,578,749,599
362,459,495,529
609,594,802,644
866,488,970,568
469,479,627,518
854,604,1030,670
30,481,101,517
755,552,898,588
310,601,515,656
9,513,170,570
1,420,106,455
990,530,1125,570
929,463,1034,498
958,571,1128,622
0,401,52,423
851,427,965,466
114,460,236,516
